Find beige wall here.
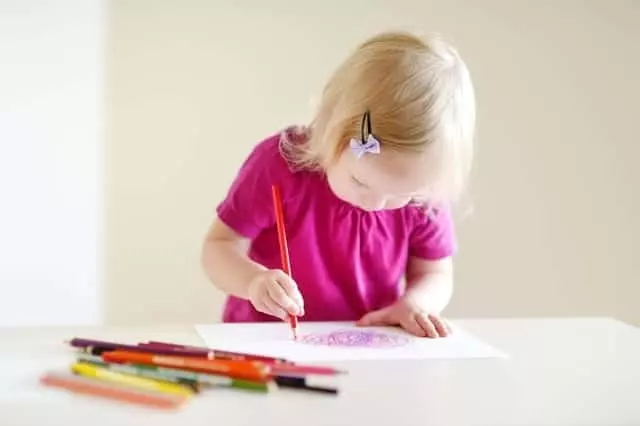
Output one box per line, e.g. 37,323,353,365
106,0,640,325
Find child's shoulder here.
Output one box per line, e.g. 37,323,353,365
235,126,315,197
244,131,285,166
239,129,288,176
401,201,454,233
244,126,307,170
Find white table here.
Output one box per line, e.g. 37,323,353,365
1,318,638,426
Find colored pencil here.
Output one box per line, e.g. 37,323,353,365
71,362,195,397
76,354,202,392
133,363,269,392
69,338,214,358
137,341,343,375
41,372,185,409
77,353,268,392
138,340,291,363
274,375,339,395
270,363,345,376
102,350,269,382
271,184,299,340
72,339,342,376
70,337,292,364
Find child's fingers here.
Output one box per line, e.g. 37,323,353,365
273,270,305,313
401,316,427,337
415,314,439,338
356,307,392,326
443,319,453,335
428,314,449,337
266,279,301,315
260,298,288,320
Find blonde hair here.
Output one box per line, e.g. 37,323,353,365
281,31,476,206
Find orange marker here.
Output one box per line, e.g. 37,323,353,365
102,350,269,382
271,184,299,340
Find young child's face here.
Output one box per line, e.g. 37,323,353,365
326,147,429,211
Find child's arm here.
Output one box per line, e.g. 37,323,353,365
201,219,304,319
357,257,453,338
357,206,456,338
404,256,454,314
201,219,265,299
203,136,304,319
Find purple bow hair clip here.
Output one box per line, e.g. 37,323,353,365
350,110,380,159
350,134,381,159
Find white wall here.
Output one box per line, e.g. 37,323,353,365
0,1,105,326
102,0,638,326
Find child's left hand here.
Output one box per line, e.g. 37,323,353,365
356,298,451,338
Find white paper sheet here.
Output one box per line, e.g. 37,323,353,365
195,322,507,362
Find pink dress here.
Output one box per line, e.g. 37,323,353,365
216,130,456,322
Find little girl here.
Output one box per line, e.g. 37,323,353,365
201,31,475,338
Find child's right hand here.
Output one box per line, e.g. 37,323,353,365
247,270,305,320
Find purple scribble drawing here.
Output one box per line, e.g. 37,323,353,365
299,329,410,348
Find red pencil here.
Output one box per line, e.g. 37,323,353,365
271,184,299,340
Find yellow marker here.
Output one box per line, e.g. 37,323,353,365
71,362,194,398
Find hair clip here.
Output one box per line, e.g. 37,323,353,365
349,110,380,159
350,134,380,159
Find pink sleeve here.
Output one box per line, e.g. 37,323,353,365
408,205,457,260
216,137,283,239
